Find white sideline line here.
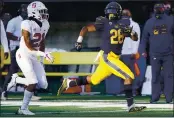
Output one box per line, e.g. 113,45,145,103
1,101,173,109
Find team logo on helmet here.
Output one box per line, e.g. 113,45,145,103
32,3,36,8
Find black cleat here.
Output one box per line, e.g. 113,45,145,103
128,106,146,112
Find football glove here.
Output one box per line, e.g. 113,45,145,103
75,42,82,51
44,52,54,63
122,26,133,34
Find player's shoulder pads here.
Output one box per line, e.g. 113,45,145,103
95,16,107,24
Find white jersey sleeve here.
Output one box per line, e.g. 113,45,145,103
1,20,9,52
21,20,32,33
6,18,15,33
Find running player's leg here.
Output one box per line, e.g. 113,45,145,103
16,51,36,115
58,53,112,95
106,52,146,112
32,60,48,89
7,51,29,90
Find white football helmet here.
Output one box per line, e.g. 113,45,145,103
27,1,49,22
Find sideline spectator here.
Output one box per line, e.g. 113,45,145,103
139,3,174,103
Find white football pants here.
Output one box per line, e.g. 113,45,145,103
16,48,48,89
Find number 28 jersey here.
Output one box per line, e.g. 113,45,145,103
20,19,50,55
94,16,130,55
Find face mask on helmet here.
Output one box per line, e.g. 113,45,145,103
39,9,49,20
154,3,165,19
105,2,122,20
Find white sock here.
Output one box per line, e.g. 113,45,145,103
21,90,33,110
16,77,28,86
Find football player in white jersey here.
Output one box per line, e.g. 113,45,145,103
8,1,53,115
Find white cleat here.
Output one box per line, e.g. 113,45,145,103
1,91,7,100
7,73,18,91
17,108,35,115
31,95,41,101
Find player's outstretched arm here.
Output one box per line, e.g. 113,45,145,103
75,24,96,51
75,16,105,51
79,24,96,38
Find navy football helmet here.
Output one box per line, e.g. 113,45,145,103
104,2,122,20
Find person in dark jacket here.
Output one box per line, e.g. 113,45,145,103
139,3,174,103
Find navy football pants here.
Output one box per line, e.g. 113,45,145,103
150,54,173,102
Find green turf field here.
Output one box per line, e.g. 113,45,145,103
0,94,173,117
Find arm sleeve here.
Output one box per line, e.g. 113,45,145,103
139,21,150,53
1,21,9,52
132,22,141,54
6,19,15,33
94,16,105,31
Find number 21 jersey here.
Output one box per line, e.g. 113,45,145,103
20,19,50,56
